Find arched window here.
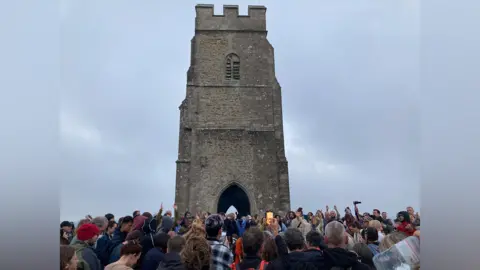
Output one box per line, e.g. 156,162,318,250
225,53,240,81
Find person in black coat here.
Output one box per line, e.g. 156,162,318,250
322,221,371,270
136,217,158,270
156,236,186,270
266,228,320,270
142,232,169,270
224,213,239,244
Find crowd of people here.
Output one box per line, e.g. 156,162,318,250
60,202,420,270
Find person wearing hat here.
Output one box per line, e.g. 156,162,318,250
71,223,102,270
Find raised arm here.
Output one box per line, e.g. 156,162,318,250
354,205,361,221
173,204,180,224
155,203,163,223
334,205,341,220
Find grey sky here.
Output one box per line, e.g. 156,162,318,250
60,0,419,222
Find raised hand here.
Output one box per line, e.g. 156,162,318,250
173,203,177,210
160,202,163,209
334,205,338,210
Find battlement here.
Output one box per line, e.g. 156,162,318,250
195,4,267,32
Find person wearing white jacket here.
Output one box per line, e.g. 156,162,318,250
290,207,311,239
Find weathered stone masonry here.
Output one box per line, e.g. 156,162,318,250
174,4,291,215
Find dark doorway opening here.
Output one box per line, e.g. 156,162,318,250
217,184,251,217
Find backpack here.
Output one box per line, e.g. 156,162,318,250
142,217,157,234
231,261,269,270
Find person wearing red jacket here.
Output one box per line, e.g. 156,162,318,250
395,211,416,236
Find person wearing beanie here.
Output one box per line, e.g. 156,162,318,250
71,224,102,270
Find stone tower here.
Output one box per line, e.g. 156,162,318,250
174,4,290,217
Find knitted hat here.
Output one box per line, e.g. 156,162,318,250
77,223,100,241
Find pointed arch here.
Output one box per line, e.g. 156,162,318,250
216,182,251,217
225,53,240,81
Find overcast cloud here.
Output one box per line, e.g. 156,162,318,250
60,0,420,222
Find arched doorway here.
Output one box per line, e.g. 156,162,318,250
217,184,251,217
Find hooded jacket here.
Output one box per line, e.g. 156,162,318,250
157,216,174,235
137,218,158,270
133,216,148,231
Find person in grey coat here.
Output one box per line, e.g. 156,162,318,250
71,223,102,270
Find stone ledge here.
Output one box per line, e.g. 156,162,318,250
186,84,271,88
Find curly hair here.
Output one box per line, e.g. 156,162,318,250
193,218,204,226
183,222,206,242
181,236,211,270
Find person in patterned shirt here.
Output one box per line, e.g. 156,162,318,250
205,214,233,269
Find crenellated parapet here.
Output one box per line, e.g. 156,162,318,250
195,4,267,32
